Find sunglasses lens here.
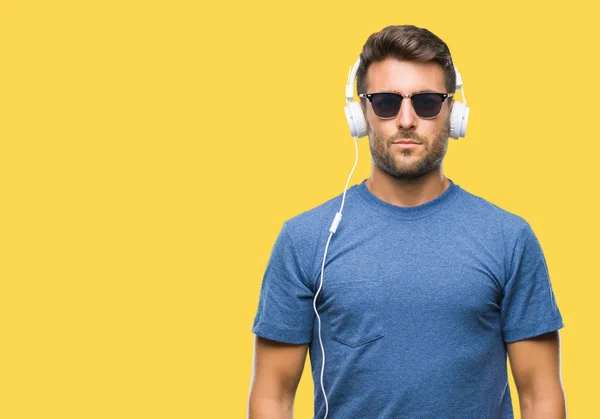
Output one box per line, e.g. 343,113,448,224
371,93,402,118
412,93,444,118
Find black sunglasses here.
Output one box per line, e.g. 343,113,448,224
358,92,453,119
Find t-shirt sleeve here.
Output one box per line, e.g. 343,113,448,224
501,222,565,343
252,222,315,344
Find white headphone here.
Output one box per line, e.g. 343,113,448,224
344,57,470,139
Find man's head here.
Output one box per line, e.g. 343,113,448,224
356,25,456,181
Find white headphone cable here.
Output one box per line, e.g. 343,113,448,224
312,133,359,419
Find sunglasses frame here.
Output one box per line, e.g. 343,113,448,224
358,92,454,120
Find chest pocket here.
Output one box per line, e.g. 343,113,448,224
326,282,385,347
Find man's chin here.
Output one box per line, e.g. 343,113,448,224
378,165,427,180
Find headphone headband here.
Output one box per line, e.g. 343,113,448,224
345,57,361,102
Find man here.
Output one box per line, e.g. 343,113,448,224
248,25,566,419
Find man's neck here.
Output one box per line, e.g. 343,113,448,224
366,166,450,208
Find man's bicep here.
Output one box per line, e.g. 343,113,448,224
507,330,563,399
250,335,309,402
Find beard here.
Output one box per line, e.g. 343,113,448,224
369,121,450,181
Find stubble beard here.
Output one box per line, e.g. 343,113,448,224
369,122,450,181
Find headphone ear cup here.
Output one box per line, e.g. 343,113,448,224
344,102,368,138
449,101,469,139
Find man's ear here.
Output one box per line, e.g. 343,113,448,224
446,99,454,125
358,98,372,135
363,110,371,135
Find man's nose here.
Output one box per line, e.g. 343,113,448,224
395,98,417,131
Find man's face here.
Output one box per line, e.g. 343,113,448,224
363,58,452,180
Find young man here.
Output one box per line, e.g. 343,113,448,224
248,25,566,419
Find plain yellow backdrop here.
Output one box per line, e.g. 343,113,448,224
0,0,597,418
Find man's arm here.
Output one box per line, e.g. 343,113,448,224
248,335,309,419
507,331,566,419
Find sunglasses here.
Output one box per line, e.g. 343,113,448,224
358,92,454,119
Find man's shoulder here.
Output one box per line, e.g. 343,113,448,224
457,186,531,235
283,188,349,238
269,188,355,281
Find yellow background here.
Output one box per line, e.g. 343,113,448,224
0,0,596,417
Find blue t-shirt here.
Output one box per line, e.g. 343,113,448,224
252,178,564,419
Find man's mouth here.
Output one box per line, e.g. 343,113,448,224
393,140,420,144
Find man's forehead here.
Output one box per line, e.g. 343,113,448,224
366,59,446,92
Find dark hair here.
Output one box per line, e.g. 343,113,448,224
356,25,456,104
